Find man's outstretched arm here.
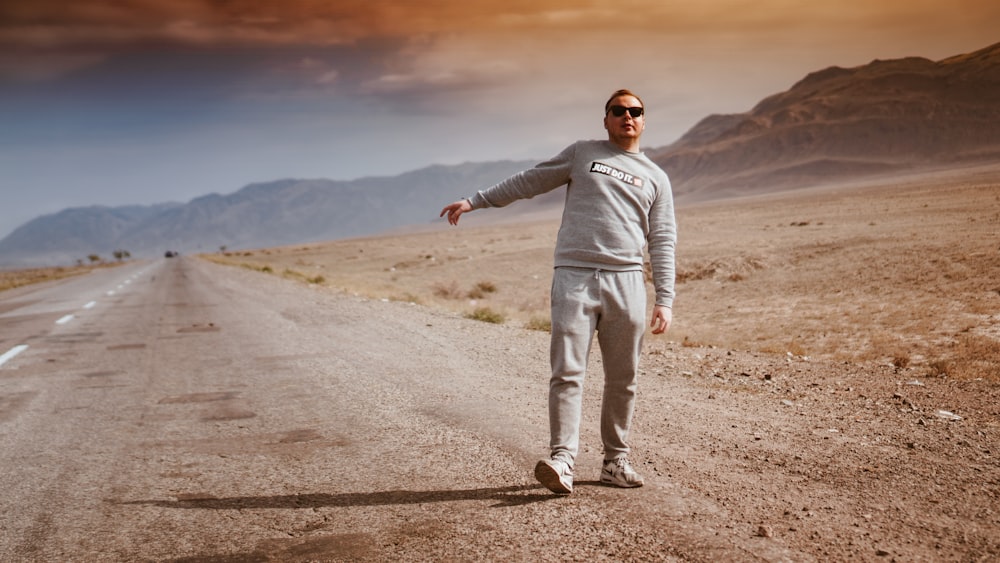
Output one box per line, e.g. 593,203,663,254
440,199,472,225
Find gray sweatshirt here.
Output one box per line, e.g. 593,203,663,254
468,140,676,308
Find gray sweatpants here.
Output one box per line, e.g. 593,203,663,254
548,266,646,466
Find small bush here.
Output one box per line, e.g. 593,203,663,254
928,334,1000,381
466,307,505,324
240,263,273,274
927,359,950,377
467,280,498,299
786,341,808,357
433,281,463,299
525,316,551,332
681,335,705,348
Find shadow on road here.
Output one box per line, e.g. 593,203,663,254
122,482,583,510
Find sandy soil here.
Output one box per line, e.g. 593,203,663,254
208,163,1000,381
0,263,114,292
199,164,1000,560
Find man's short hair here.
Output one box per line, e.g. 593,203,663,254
605,89,645,113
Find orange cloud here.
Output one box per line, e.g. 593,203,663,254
3,0,997,50
2,0,997,94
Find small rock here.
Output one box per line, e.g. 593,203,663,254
781,399,794,407
756,525,773,538
876,548,890,557
935,410,962,421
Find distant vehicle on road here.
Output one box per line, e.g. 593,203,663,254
164,251,178,258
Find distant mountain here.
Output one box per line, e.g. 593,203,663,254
3,42,999,267
0,161,546,267
0,204,183,266
649,41,1000,199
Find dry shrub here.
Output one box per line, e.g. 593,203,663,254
676,256,765,284
467,280,498,299
432,281,463,299
786,341,808,357
760,341,808,357
858,331,921,368
525,316,551,332
681,335,707,348
0,265,93,292
929,334,1000,381
281,269,325,284
675,264,716,283
239,263,273,274
466,307,505,324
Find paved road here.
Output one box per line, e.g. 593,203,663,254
0,257,802,562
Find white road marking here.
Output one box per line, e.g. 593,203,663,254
56,314,75,325
84,301,97,309
0,345,28,368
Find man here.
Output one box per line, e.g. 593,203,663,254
440,89,676,494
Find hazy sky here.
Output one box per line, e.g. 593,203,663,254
1,1,998,239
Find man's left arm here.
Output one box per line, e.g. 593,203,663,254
646,173,677,334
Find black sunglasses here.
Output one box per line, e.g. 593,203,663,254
607,105,644,118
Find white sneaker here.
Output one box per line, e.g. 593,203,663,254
601,457,644,488
534,458,573,494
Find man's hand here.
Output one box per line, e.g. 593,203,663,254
440,199,472,225
650,305,672,334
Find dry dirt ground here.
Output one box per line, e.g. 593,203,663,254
196,165,1000,561
0,263,114,292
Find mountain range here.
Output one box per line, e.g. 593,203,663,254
649,41,1000,199
2,41,998,267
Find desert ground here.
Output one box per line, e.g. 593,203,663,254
209,163,1000,382
0,263,112,292
195,163,999,560
4,164,996,561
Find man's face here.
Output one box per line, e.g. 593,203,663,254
603,95,645,144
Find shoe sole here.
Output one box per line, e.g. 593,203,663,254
535,460,572,494
600,474,644,488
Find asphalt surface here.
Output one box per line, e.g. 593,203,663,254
0,257,807,562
